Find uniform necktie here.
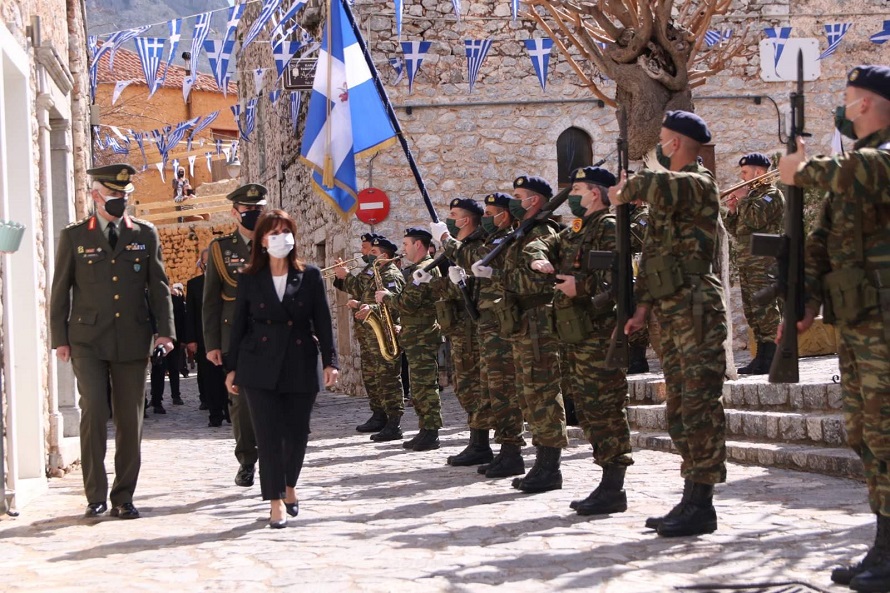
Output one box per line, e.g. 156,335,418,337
108,223,118,249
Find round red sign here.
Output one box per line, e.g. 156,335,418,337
355,188,391,224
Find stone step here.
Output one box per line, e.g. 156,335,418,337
629,430,863,479
627,405,848,447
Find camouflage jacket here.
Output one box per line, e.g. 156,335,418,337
383,255,440,325
434,231,485,314
798,126,890,311
464,227,513,307
499,219,559,301
334,259,374,300
630,203,649,254
337,258,404,321
524,209,616,311
616,162,723,308
724,184,785,246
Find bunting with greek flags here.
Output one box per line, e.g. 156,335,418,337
401,40,431,94
188,155,197,177
112,79,135,105
394,0,404,39
133,37,166,97
389,57,404,85
106,136,129,155
511,0,519,21
273,40,303,78
871,20,890,44
269,89,283,105
130,131,147,168
190,12,213,74
243,0,283,51
451,0,461,22
464,39,493,94
171,158,180,175
764,27,792,70
253,68,268,97
523,38,552,91
819,23,852,59
243,98,259,142
291,91,301,135
205,152,214,173
300,0,398,218
203,39,237,95
88,36,98,102
100,26,151,73
704,29,732,47
189,110,220,141
183,73,197,103
160,18,182,86
270,0,309,46
223,3,245,45
216,138,223,155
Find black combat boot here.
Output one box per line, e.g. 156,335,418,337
402,430,424,449
484,444,525,478
833,514,890,586
738,342,768,375
755,342,776,374
356,410,387,433
512,446,563,493
627,346,650,374
411,429,440,451
570,463,628,515
370,414,402,442
656,482,717,537
645,479,692,529
448,429,494,466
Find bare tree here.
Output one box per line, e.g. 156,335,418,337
529,0,750,158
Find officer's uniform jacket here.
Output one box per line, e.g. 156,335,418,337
203,231,250,356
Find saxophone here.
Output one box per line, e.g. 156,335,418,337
364,257,402,361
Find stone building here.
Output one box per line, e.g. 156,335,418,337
0,0,91,511
235,0,888,395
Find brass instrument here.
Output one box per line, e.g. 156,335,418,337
720,169,780,200
364,256,402,361
321,256,362,279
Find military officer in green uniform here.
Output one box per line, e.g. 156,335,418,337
777,65,890,591
51,164,175,519
203,183,266,487
627,199,651,374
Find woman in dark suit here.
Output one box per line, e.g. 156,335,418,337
226,209,338,528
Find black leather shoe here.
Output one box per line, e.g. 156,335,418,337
172,396,184,405
109,502,140,519
285,501,299,517
208,419,223,427
153,404,166,414
235,464,255,487
84,502,107,517
199,402,209,411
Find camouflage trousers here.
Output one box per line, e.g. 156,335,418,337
357,325,403,416
511,305,567,449
401,323,442,430
837,309,890,516
446,319,493,431
658,298,727,484
561,317,633,467
738,254,781,343
628,325,650,349
477,313,524,446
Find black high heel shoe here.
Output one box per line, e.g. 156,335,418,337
269,515,288,529
285,501,299,517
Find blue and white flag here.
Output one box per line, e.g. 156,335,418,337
764,27,792,69
190,12,213,73
205,152,214,173
400,40,431,94
243,0,284,50
819,22,852,59
189,110,220,140
704,29,732,47
253,68,268,97
182,73,197,103
98,26,150,72
131,131,148,168
223,3,246,45
133,37,166,97
451,0,461,22
464,39,493,94
160,19,182,86
511,0,519,21
389,57,404,85
273,40,302,78
88,36,99,102
870,20,890,44
270,0,309,46
241,98,259,142
300,0,398,217
394,0,404,39
523,38,553,91
112,79,135,105
171,158,180,174
291,91,301,135
203,39,237,95
216,138,223,156
107,136,129,155
188,155,197,177
269,89,283,105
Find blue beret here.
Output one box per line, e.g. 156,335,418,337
449,197,484,217
513,175,553,199
360,232,381,243
739,153,771,168
662,110,711,144
404,227,432,241
371,236,398,253
847,65,890,102
571,166,617,187
484,192,513,208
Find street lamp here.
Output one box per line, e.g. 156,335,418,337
226,152,241,179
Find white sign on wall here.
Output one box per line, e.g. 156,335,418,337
759,38,821,82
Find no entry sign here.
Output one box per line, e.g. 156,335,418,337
355,188,390,224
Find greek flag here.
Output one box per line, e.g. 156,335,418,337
291,91,301,135
401,40,431,94
188,155,197,177
270,0,309,46
819,23,852,59
223,3,246,45
243,98,259,142
704,29,732,47
205,152,214,172
389,57,404,85
511,0,519,21
216,138,223,156
764,27,792,69
133,37,166,97
300,0,398,217
160,19,182,86
394,0,404,39
99,26,151,73
243,0,284,50
182,73,197,103
203,39,236,94
107,136,129,155
523,38,553,91
131,131,148,168
451,0,461,21
870,20,890,44
112,79,134,105
190,12,213,73
189,110,220,141
88,36,98,102
269,89,283,104
464,39,493,94
273,40,303,78
253,68,267,97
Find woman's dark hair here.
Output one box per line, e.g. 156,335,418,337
243,209,305,274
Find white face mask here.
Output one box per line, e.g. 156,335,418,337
266,232,295,259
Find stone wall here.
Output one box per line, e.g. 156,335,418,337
157,222,238,290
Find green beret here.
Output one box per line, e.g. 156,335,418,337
87,163,137,193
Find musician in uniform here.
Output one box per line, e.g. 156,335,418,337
203,183,266,487
50,163,175,519
778,65,890,590
610,111,727,537
724,152,785,375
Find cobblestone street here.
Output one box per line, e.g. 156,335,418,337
0,365,873,593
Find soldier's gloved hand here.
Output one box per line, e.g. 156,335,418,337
430,221,449,244
413,268,433,284
448,266,467,285
471,261,493,279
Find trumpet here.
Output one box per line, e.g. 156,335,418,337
720,169,780,200
321,256,363,279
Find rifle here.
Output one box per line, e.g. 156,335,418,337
424,227,485,321
750,51,808,383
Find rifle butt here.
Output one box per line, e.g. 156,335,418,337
768,326,800,383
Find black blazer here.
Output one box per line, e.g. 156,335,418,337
184,274,205,350
228,264,338,393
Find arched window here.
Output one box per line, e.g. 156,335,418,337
556,127,593,186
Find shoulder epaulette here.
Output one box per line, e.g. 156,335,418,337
130,216,155,228
64,217,90,230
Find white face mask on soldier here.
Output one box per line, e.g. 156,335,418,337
266,232,295,259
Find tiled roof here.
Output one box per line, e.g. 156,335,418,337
95,46,238,95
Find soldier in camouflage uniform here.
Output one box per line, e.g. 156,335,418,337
777,65,890,590
474,176,568,494
335,236,406,441
526,166,633,514
627,200,651,373
610,111,727,537
203,183,266,488
724,152,785,375
422,198,494,466
377,228,442,451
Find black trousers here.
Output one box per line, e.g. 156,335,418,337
243,387,317,501
149,348,181,402
197,354,228,423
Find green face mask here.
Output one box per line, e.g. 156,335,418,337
445,218,461,237
481,215,498,235
508,199,527,220
834,105,858,140
568,195,587,218
655,144,673,169
361,254,371,264
366,254,377,264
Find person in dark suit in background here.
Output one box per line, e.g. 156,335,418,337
226,209,339,528
149,283,186,412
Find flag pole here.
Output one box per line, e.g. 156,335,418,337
339,0,439,223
